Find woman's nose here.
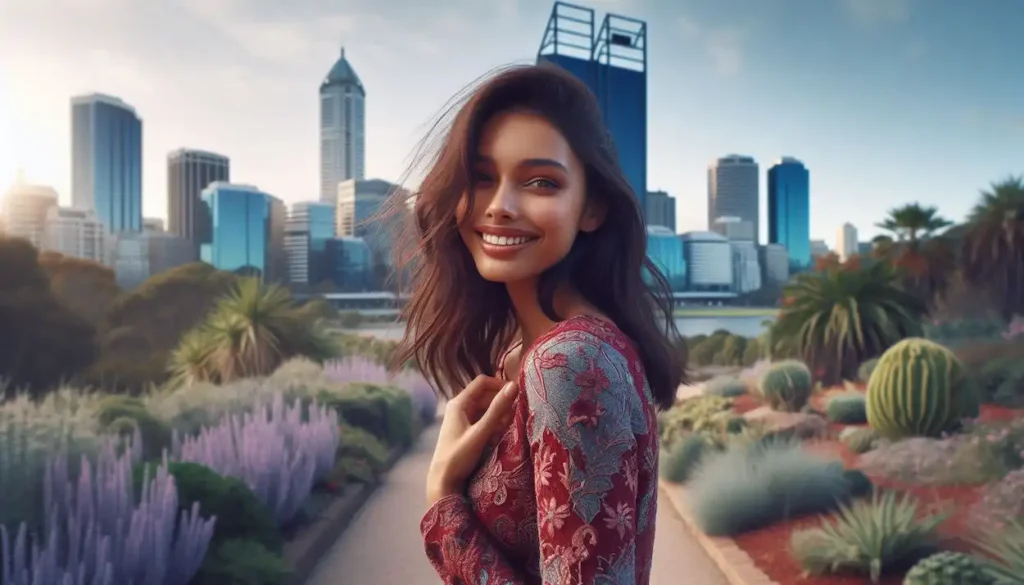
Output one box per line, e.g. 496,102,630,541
484,181,518,219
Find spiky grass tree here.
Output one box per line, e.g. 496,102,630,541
169,278,338,385
962,176,1024,320
771,262,927,385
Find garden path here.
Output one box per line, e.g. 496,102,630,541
305,412,728,585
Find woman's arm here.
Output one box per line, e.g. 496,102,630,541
420,329,646,584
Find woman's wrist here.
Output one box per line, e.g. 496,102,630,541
426,472,460,506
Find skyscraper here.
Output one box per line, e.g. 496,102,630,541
836,222,858,261
708,155,759,243
71,93,142,233
767,157,811,272
167,149,230,250
284,201,336,286
199,182,286,281
1,177,58,248
645,190,676,232
320,47,366,204
537,2,648,215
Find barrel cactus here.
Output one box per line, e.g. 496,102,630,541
866,338,974,439
903,551,994,585
758,360,813,412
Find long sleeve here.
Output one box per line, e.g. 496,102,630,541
421,328,651,584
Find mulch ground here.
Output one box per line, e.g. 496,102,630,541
725,390,1020,585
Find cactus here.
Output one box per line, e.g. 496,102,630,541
858,358,879,383
839,426,879,454
903,551,994,585
866,338,972,439
826,393,868,424
758,360,813,412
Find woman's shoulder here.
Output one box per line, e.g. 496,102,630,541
524,314,644,391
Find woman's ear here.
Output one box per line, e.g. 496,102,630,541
579,200,607,233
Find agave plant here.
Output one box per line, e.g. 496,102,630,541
169,278,338,385
771,261,927,385
790,490,946,583
973,519,1024,584
962,176,1024,321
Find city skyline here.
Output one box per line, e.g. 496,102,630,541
1,0,1022,241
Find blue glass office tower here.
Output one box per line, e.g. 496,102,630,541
767,157,811,272
200,182,285,279
645,226,687,291
537,2,647,218
71,93,142,233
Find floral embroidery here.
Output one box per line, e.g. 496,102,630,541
420,315,659,585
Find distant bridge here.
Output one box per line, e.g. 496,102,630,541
299,290,738,312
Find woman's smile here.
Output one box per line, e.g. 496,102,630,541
476,225,541,259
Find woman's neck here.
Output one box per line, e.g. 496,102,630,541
506,278,583,349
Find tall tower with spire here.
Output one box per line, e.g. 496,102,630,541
319,46,366,205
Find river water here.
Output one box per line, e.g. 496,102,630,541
347,315,772,341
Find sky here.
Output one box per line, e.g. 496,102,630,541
0,0,1022,244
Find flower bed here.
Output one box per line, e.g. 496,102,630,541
661,355,1024,585
0,354,438,585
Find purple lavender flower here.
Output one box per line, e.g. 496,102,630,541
324,357,438,423
1,437,214,585
171,392,339,525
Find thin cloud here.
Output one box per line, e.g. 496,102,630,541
677,15,747,78
841,0,913,26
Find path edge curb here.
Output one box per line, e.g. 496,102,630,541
285,441,412,585
658,479,781,585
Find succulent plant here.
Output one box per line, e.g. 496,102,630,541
759,360,813,412
903,551,995,585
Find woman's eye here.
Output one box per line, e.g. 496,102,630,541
527,178,559,190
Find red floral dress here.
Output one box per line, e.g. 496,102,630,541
420,314,660,584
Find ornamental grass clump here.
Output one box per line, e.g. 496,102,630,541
972,519,1024,584
686,439,852,536
172,392,339,525
790,490,945,583
0,438,215,585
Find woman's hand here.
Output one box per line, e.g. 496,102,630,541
426,375,519,506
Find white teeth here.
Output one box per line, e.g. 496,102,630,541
481,233,534,246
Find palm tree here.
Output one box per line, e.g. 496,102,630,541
169,278,338,385
875,203,955,306
770,261,926,385
877,203,953,244
962,176,1024,320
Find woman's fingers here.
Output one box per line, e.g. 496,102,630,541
466,382,519,445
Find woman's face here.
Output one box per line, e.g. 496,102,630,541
458,110,602,284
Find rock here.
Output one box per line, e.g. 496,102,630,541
742,406,830,439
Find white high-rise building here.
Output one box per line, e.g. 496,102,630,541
320,47,366,205
680,231,733,291
836,223,859,261
1,176,58,248
708,155,760,244
43,207,107,263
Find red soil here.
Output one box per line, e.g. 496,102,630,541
720,393,1020,585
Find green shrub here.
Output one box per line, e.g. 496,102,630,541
191,539,292,585
337,425,390,472
759,360,813,412
903,551,994,585
686,439,852,536
134,461,282,552
321,382,414,447
826,393,868,424
866,338,975,439
704,376,747,398
790,491,945,583
842,469,873,498
94,395,171,460
858,358,879,383
658,396,733,448
331,455,376,485
660,434,708,483
971,357,1024,408
840,427,880,454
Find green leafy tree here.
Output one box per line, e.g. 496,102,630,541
170,278,339,385
961,175,1024,320
771,262,926,385
0,237,97,395
875,204,956,308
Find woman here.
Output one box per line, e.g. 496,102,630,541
388,64,687,584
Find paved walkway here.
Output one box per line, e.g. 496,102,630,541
306,423,727,585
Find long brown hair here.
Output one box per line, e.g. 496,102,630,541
382,64,687,410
